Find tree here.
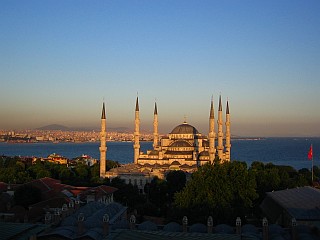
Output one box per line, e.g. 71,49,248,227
166,170,186,201
145,177,168,216
106,159,120,170
75,164,89,179
110,177,145,209
36,169,51,179
59,168,72,182
14,185,42,209
174,161,257,224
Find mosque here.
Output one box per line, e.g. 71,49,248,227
99,96,231,191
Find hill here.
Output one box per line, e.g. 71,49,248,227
36,124,130,132
36,124,70,131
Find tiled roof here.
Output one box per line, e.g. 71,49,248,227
97,185,118,194
0,182,8,192
0,222,49,240
261,186,320,220
39,202,127,240
108,229,247,240
29,197,69,209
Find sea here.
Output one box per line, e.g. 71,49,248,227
0,138,319,171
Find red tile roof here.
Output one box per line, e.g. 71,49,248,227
0,182,8,192
12,177,117,202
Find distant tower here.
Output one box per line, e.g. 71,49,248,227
209,97,216,162
153,102,159,150
134,96,140,164
100,102,107,177
217,95,224,160
225,100,231,161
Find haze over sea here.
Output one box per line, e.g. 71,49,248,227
0,138,319,171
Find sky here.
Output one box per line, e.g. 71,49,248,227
1,0,320,137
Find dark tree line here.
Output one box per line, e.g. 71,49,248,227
173,158,318,224
0,155,119,186
1,155,318,224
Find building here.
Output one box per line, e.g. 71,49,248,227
100,96,231,189
260,186,320,227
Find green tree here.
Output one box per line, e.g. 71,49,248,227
166,170,186,201
59,168,72,182
144,177,168,216
106,159,120,170
14,185,42,209
174,161,257,224
36,169,51,179
75,164,89,179
110,177,145,210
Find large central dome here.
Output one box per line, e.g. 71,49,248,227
170,123,199,134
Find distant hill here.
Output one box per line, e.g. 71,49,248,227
36,124,70,131
36,124,131,132
108,127,130,133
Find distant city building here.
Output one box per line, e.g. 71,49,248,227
99,96,231,189
46,153,69,165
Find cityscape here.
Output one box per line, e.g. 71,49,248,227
0,129,154,143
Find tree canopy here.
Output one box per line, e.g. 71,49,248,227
174,160,257,224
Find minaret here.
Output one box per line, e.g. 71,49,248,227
209,97,216,162
133,96,140,164
153,101,159,150
225,99,231,161
99,102,107,177
217,95,224,161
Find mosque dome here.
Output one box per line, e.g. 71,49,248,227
170,123,199,134
198,151,209,157
170,140,192,148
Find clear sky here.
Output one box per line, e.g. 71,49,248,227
1,0,320,137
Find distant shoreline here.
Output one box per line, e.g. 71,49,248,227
2,136,320,144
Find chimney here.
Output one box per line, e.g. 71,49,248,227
129,215,136,230
103,213,110,236
207,216,213,233
262,217,268,240
182,216,188,233
68,200,75,214
236,217,241,235
62,204,68,218
54,208,61,224
44,212,52,225
77,213,85,236
291,218,297,240
75,199,80,210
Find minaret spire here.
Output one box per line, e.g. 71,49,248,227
154,101,158,115
101,102,106,119
100,102,107,177
210,95,214,119
209,97,216,162
225,99,231,161
135,94,139,111
153,101,159,149
217,95,224,161
219,94,222,111
134,96,140,164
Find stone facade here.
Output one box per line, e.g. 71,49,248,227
134,96,231,166
100,96,231,187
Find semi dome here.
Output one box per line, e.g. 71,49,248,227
170,123,199,134
170,140,192,148
198,151,209,157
